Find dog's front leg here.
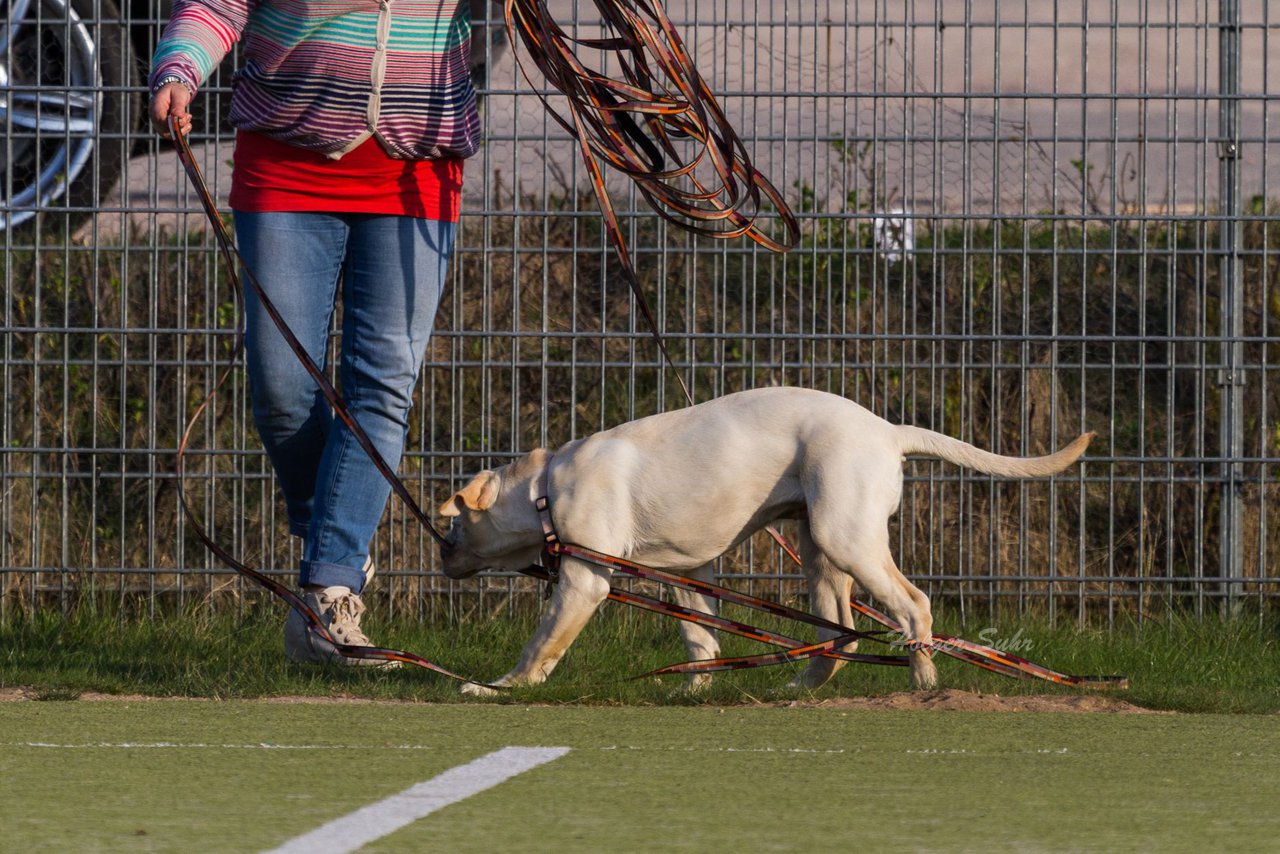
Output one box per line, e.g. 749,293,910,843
461,557,611,696
671,563,720,691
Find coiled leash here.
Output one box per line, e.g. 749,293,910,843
503,0,800,403
505,0,798,249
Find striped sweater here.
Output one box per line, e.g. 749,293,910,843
149,0,481,161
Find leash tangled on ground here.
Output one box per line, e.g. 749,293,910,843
168,0,1126,691
532,533,1126,689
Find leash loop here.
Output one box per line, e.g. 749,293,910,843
504,0,801,406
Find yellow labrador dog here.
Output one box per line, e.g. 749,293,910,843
439,387,1092,694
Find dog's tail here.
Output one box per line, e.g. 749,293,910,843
895,427,1095,477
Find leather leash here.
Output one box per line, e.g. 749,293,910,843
172,124,1125,691
504,0,800,405
169,0,1126,691
519,564,909,677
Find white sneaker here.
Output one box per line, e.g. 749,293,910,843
284,558,397,668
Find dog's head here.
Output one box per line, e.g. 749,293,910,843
437,449,549,579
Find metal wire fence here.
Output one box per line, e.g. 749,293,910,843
2,0,1277,625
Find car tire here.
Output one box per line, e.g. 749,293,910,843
2,0,140,237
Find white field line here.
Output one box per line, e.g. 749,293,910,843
8,742,440,750
264,746,570,854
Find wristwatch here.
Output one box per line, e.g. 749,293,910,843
151,74,194,96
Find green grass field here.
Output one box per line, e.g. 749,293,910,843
3,700,1278,852
2,607,1278,850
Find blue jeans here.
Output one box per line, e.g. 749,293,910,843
234,211,455,593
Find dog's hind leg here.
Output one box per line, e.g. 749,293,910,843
790,522,859,690
461,557,611,695
671,562,720,690
884,557,937,690
809,522,936,690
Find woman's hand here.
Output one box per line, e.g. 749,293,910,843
150,81,194,139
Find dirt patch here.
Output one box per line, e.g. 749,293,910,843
780,688,1161,714
1,685,1158,713
0,687,172,703
0,687,392,704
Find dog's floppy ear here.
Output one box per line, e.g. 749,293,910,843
438,470,501,517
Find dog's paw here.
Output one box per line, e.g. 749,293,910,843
460,680,500,698
784,673,813,692
909,656,939,691
685,673,713,693
788,674,829,691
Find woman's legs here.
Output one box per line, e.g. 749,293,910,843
234,211,455,595
302,215,454,592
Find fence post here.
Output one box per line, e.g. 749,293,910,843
1217,0,1245,612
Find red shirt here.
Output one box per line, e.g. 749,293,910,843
229,131,463,221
